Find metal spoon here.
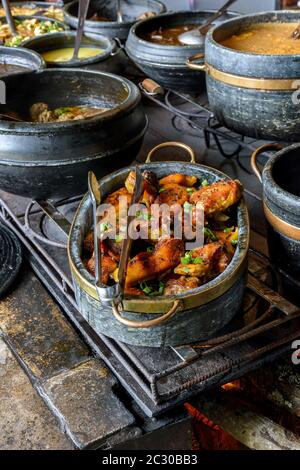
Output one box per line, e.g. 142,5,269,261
178,0,237,46
291,23,300,40
2,0,16,36
73,0,90,60
116,0,123,23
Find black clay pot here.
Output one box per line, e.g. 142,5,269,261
23,31,128,74
0,69,147,199
251,144,300,306
187,11,300,141
126,10,239,93
64,0,166,41
0,45,45,77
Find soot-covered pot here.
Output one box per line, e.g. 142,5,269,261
64,0,166,41
187,11,300,141
126,10,239,93
252,143,300,306
68,145,249,347
0,69,147,199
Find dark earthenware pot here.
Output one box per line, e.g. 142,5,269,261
23,31,128,74
0,15,68,46
126,10,240,93
0,69,147,199
0,45,45,77
187,11,300,141
68,151,249,347
64,0,166,41
251,143,300,305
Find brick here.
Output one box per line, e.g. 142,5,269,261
43,360,135,449
0,268,90,379
0,338,73,450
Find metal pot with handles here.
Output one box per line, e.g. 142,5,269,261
68,142,249,347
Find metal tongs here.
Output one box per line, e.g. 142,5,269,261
88,167,144,309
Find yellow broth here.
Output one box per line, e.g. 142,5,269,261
42,47,105,62
221,22,300,54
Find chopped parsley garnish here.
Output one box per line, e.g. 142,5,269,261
139,280,165,296
224,227,233,234
231,239,238,246
203,227,218,241
181,252,203,265
186,188,195,194
193,257,204,264
147,246,155,253
100,221,110,232
115,234,123,243
201,179,209,187
158,187,166,193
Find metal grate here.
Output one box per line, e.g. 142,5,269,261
1,195,300,418
1,84,299,418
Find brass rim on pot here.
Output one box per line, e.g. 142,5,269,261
68,142,250,317
264,202,300,241
186,53,300,91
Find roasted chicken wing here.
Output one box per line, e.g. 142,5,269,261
155,183,189,207
190,180,243,215
86,241,118,284
125,238,184,287
159,174,197,187
174,242,230,280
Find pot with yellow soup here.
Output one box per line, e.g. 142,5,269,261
23,31,128,74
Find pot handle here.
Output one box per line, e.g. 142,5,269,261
112,299,180,328
186,52,207,72
146,141,196,163
251,143,283,183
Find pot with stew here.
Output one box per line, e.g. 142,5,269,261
126,9,239,93
187,11,300,141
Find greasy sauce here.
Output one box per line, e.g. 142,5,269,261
221,22,300,54
144,24,199,45
42,47,104,62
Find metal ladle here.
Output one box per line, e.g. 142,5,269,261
2,0,16,36
178,0,237,46
116,0,123,23
291,23,300,40
72,0,90,60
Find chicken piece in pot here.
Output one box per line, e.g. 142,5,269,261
159,173,197,187
190,180,243,215
125,170,159,207
125,238,184,287
155,183,189,207
164,276,199,295
86,241,118,284
174,242,230,279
